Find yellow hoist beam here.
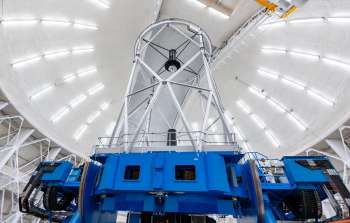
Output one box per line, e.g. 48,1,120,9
255,0,298,18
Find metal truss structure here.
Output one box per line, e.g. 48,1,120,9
0,99,81,223
106,19,236,153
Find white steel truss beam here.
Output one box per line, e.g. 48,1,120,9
0,128,34,170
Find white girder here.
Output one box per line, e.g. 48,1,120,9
104,19,236,153
0,102,9,111
0,128,34,170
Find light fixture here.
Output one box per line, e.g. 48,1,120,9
12,55,42,68
44,49,70,59
87,111,102,124
287,113,307,131
73,124,88,140
265,130,280,147
89,0,110,9
289,50,319,60
100,102,110,111
236,100,251,114
13,47,94,69
77,67,97,77
307,89,335,106
257,69,279,79
88,83,105,95
267,98,286,113
29,84,54,100
250,114,266,129
289,18,325,24
261,48,287,54
248,86,265,98
69,94,87,108
327,17,350,23
62,74,77,82
73,22,98,30
322,57,350,70
1,18,39,26
281,76,306,90
41,19,71,26
72,47,95,54
51,107,71,123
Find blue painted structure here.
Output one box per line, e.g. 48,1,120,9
19,151,350,223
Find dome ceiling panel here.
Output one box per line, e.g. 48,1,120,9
0,0,350,157
214,0,350,157
0,0,158,156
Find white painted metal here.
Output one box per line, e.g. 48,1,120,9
104,19,236,152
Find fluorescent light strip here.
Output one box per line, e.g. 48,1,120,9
327,17,350,23
265,130,280,147
247,84,308,130
50,85,105,124
267,98,286,113
29,84,54,100
281,76,306,90
307,88,335,106
87,111,102,124
69,94,87,108
289,18,325,24
74,101,111,140
250,114,266,129
63,73,76,82
77,67,97,77
0,18,98,30
249,86,265,98
73,124,88,140
12,55,42,68
257,66,336,106
44,49,70,59
89,0,110,9
261,17,350,29
322,57,350,70
287,113,307,131
72,47,95,54
257,69,279,79
51,107,71,123
288,50,319,60
236,99,281,148
12,47,94,68
100,102,110,110
261,47,320,61
261,48,286,54
41,19,71,26
74,22,98,30
1,18,39,26
61,66,97,83
88,83,105,95
236,100,251,114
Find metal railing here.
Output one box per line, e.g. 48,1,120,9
94,131,238,153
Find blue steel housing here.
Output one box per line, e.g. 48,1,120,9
19,151,350,223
